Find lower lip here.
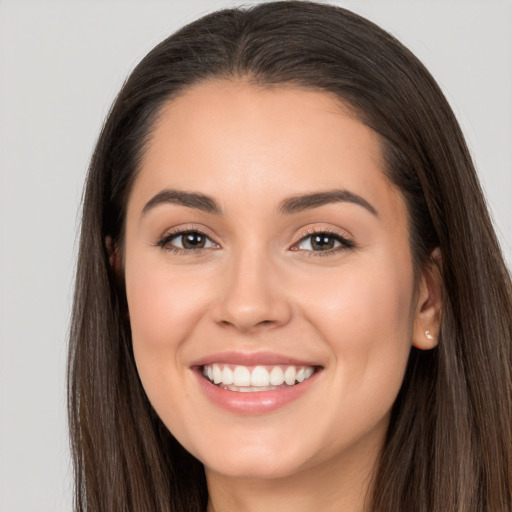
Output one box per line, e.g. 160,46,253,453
193,369,321,415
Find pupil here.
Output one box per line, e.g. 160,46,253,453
312,235,335,250
183,233,205,249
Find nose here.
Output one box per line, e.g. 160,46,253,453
211,249,293,333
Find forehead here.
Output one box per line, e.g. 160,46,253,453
129,80,405,224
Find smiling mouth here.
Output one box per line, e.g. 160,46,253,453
202,364,318,392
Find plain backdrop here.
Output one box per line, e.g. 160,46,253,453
0,1,511,511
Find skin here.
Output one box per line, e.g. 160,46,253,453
121,81,442,512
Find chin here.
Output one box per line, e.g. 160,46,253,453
204,454,306,480
194,434,318,480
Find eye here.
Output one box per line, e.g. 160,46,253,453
157,230,219,252
293,231,354,253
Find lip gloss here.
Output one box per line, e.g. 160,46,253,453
193,368,320,415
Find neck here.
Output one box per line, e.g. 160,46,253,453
205,438,381,512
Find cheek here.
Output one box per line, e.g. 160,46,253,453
125,259,218,448
303,256,413,332
125,256,214,395
299,256,414,403
127,259,208,344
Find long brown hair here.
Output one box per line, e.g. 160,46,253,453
68,2,512,510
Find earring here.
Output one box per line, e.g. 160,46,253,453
425,330,435,340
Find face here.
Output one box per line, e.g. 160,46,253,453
123,81,430,482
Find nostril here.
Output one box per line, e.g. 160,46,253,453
219,318,268,328
212,285,293,332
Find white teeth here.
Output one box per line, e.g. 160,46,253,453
251,366,270,387
212,364,222,384
296,368,306,382
233,366,251,386
202,363,316,390
269,366,285,386
222,366,234,385
284,366,296,386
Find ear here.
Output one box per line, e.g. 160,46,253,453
105,236,123,278
412,247,443,350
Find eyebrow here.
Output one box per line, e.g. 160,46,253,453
141,189,222,216
278,189,378,216
141,188,378,218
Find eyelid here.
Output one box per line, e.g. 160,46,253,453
155,224,220,252
290,226,355,254
154,224,355,255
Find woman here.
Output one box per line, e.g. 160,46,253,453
68,1,512,511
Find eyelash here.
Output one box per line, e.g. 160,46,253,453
155,227,355,257
155,227,218,255
291,228,355,257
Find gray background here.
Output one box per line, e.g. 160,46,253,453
1,1,511,510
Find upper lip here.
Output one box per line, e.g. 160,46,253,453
190,350,322,368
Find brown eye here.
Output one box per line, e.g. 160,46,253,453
295,232,353,253
159,230,218,251
311,234,337,250
181,232,206,249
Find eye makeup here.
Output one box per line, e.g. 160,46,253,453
155,224,356,258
